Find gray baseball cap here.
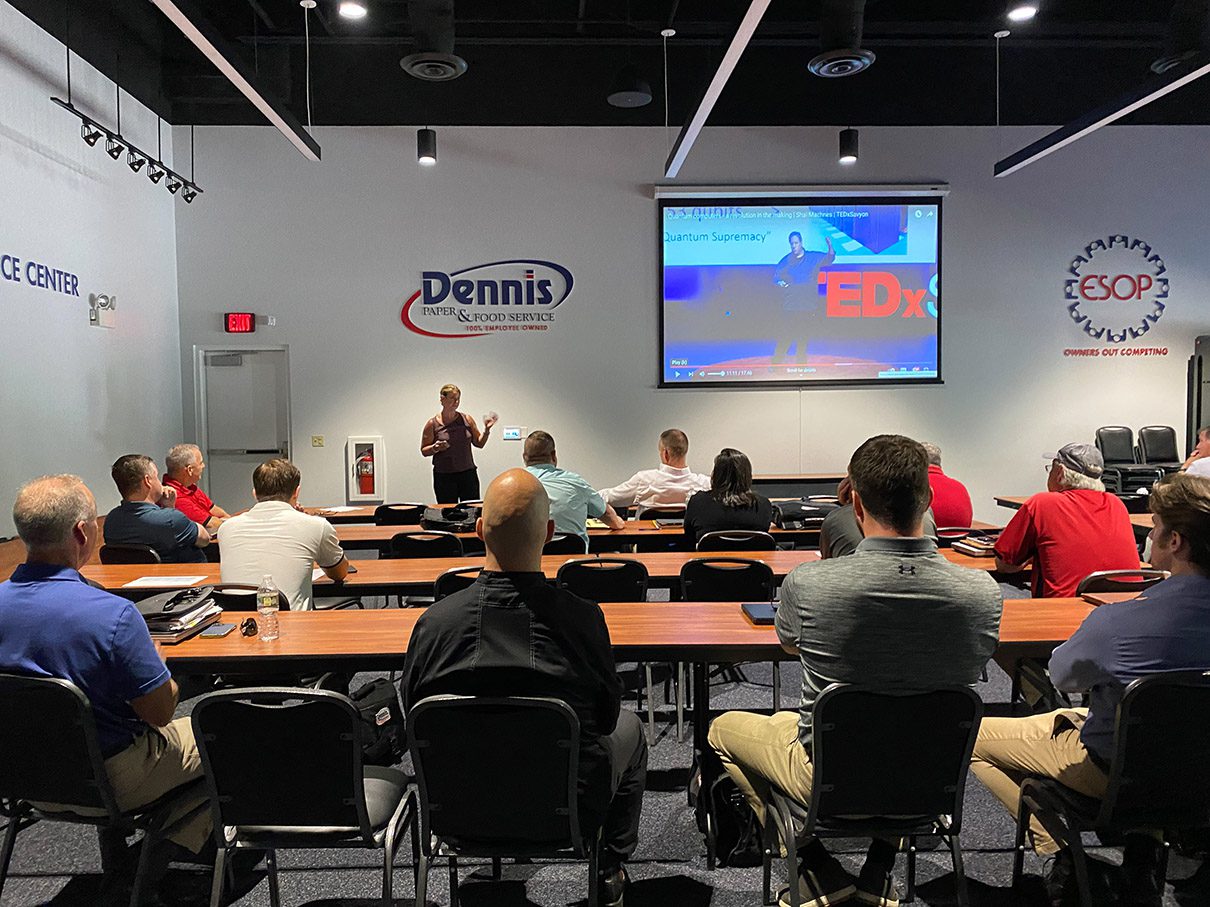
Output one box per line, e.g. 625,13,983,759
1044,442,1105,479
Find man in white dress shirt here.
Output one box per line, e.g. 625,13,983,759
1183,426,1210,478
599,429,711,513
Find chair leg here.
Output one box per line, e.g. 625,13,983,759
267,848,281,907
382,825,397,906
448,853,459,907
644,664,656,746
760,813,776,905
210,846,227,907
772,663,781,711
129,823,159,907
905,835,916,903
1067,833,1094,907
0,814,22,902
1012,798,1029,888
948,834,969,907
491,856,502,880
587,840,600,907
416,851,430,907
676,662,685,741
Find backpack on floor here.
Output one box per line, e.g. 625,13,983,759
349,678,407,766
773,497,841,530
421,505,480,533
691,749,763,868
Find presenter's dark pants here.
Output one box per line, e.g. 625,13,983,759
588,710,648,872
433,467,480,503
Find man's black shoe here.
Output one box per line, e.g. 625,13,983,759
1043,848,1123,907
598,866,628,907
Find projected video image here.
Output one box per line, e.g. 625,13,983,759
660,197,941,387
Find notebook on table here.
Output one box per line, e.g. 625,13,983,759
741,602,777,626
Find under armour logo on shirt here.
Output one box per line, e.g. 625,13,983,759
898,564,916,575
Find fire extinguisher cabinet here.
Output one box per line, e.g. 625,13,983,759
346,436,386,503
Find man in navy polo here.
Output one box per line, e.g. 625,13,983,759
104,454,211,562
0,475,210,882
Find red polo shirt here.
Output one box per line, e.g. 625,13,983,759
994,489,1139,598
165,477,214,525
927,464,973,528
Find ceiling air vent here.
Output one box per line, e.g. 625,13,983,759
808,0,876,78
400,0,468,82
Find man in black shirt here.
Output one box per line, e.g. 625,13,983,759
401,468,647,906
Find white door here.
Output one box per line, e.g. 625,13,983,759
195,347,291,513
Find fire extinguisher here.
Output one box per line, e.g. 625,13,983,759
355,450,375,495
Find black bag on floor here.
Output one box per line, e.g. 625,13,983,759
349,678,406,766
774,497,841,530
421,505,480,533
692,749,763,867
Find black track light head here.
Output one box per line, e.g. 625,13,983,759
81,122,103,146
105,135,125,160
126,150,146,173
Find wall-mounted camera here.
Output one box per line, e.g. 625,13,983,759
89,293,116,328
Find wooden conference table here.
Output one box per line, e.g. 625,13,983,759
995,494,1154,538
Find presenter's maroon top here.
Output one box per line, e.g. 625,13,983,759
429,413,475,474
927,464,973,528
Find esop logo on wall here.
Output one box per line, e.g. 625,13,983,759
1062,234,1170,360
400,259,574,339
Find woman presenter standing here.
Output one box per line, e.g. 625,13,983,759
420,384,497,503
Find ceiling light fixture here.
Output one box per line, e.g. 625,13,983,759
80,121,103,146
126,149,146,172
105,135,125,160
182,185,199,203
607,64,653,108
165,175,182,195
338,0,367,19
1007,4,1037,23
838,127,859,164
147,161,165,184
660,27,676,38
417,127,437,165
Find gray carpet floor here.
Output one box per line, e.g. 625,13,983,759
1,610,1205,906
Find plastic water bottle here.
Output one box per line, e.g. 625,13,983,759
256,574,280,641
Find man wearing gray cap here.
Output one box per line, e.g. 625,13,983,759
994,442,1139,598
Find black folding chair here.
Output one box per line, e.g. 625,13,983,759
557,558,663,742
0,674,207,907
762,684,983,907
635,505,686,521
408,695,603,907
388,530,463,558
1075,568,1170,595
1013,671,1210,907
373,503,426,526
545,533,589,555
696,530,777,551
1136,425,1182,473
434,565,483,600
192,688,416,907
1095,426,1164,494
99,543,161,564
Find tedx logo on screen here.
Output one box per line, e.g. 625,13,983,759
1063,235,1168,343
400,259,574,339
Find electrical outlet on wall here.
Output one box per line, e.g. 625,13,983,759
311,435,325,447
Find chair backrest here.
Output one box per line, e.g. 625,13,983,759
0,674,121,820
208,583,290,612
808,684,983,832
98,543,161,565
191,688,374,840
635,505,686,520
374,503,426,526
1137,425,1180,464
935,527,979,549
557,558,649,602
407,695,585,856
680,557,775,602
1099,671,1210,830
434,565,483,600
543,533,588,555
696,530,776,552
1076,569,1170,596
1095,426,1138,465
388,530,464,558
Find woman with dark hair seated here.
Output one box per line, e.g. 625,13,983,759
684,448,775,544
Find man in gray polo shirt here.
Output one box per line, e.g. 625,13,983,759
708,434,1002,907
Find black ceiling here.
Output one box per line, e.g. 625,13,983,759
9,1,1207,129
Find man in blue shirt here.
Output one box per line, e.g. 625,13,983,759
523,430,624,548
971,471,1210,906
103,453,211,563
0,475,210,878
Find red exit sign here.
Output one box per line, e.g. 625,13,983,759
224,312,256,333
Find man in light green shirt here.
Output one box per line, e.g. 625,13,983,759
523,431,624,548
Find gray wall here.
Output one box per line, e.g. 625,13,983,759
0,4,181,535
175,123,1208,521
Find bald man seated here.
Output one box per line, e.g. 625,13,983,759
400,469,647,906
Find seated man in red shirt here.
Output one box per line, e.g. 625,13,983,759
164,444,230,530
994,442,1139,598
921,441,973,528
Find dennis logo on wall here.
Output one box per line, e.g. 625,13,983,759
1061,234,1170,359
400,259,574,339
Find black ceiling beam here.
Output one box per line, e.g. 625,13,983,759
147,0,321,160
995,54,1210,177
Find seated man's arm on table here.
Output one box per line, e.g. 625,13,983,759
774,580,805,656
598,473,642,509
206,504,231,527
993,504,1035,574
191,522,211,548
316,521,350,581
1048,607,1115,694
111,603,179,728
585,486,625,530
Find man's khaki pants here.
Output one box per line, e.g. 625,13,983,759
969,709,1108,855
37,717,212,855
708,710,814,827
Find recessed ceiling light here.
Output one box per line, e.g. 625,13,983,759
339,1,367,19
1007,4,1037,22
